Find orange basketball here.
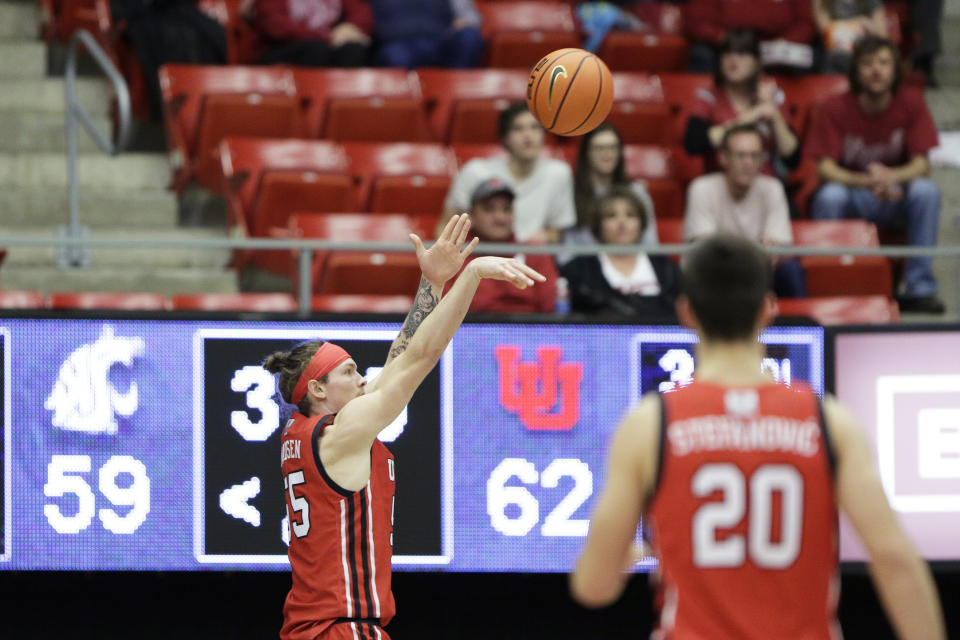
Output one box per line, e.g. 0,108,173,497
526,48,614,137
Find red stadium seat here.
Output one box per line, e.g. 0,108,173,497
288,213,423,292
777,75,849,135
160,65,302,191
48,292,168,310
658,73,713,144
319,252,422,296
791,220,892,298
0,291,45,309
417,69,529,142
606,73,672,145
312,295,413,313
623,145,702,219
219,137,353,237
600,33,688,73
170,293,298,312
292,68,430,141
655,219,685,262
777,295,899,325
477,1,580,68
342,142,458,214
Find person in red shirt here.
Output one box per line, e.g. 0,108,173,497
444,178,559,314
264,214,545,640
570,234,946,640
806,36,944,313
683,29,799,179
683,0,816,72
253,0,373,66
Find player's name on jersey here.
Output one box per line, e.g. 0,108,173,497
667,416,821,457
281,439,302,465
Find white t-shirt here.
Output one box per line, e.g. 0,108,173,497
444,155,577,242
599,253,661,295
683,173,792,245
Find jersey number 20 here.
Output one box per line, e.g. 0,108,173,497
692,463,803,569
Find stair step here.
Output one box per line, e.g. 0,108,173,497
0,266,239,295
0,188,178,228
0,77,111,115
0,2,39,39
0,40,46,78
0,228,232,268
0,152,171,190
0,111,111,152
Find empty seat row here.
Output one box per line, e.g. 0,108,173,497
0,291,420,313
160,66,850,190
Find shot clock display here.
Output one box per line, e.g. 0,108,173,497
0,317,822,572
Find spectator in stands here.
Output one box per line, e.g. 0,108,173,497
685,124,807,297
252,0,372,66
684,0,816,72
683,30,799,180
806,36,943,313
442,102,576,244
570,123,658,247
812,0,887,73
369,0,484,69
560,187,680,317
445,179,559,313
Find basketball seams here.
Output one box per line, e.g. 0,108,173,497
548,55,589,131
529,49,578,124
560,55,606,136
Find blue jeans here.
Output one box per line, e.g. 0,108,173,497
811,179,941,296
374,27,485,69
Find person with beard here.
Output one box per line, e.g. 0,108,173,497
443,178,559,313
806,36,944,313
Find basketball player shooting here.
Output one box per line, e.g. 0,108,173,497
264,214,545,640
571,235,945,640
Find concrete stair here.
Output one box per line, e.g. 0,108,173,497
0,41,46,78
0,188,178,228
0,112,111,152
0,1,37,39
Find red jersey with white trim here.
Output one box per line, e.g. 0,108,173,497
647,381,839,640
280,412,396,640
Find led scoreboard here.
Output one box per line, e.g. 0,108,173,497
0,317,822,572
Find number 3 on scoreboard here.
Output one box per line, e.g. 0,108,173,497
284,470,310,539
691,463,803,569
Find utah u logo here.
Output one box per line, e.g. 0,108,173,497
495,345,583,431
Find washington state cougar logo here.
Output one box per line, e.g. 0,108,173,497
45,325,145,434
495,345,583,430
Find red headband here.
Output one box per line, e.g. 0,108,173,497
290,343,352,405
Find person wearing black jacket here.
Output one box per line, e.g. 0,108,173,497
560,187,680,318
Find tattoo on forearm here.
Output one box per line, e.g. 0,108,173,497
388,277,440,360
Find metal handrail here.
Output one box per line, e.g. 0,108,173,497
62,29,132,268
2,234,959,315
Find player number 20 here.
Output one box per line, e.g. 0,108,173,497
692,463,803,568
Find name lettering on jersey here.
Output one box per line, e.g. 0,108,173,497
281,439,301,465
387,458,395,482
668,415,821,457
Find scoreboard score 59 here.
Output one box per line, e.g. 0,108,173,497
0,318,822,572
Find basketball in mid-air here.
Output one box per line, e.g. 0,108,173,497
526,48,614,137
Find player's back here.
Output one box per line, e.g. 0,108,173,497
647,381,839,640
280,412,396,640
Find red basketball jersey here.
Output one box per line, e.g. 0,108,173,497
647,381,840,640
280,412,396,640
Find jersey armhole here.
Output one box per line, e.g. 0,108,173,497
311,413,357,498
817,399,839,479
645,393,668,508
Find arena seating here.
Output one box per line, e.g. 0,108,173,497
312,295,414,313
657,73,713,143
318,252,423,296
0,291,45,309
169,293,298,311
477,1,580,68
791,220,894,298
48,292,169,310
606,73,673,145
777,295,900,324
417,69,528,144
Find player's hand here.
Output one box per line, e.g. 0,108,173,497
466,256,547,289
409,213,479,288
